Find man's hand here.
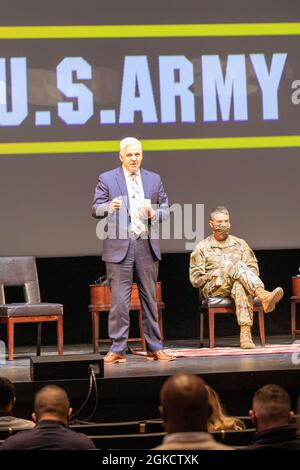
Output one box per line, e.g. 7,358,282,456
219,259,233,269
109,197,122,213
208,268,222,279
139,206,155,219
208,261,232,279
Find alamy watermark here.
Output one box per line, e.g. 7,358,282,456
0,340,6,365
291,340,300,365
95,201,204,251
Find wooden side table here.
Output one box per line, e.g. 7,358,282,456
89,282,165,353
291,296,300,339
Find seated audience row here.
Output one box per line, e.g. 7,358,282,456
1,374,300,450
155,375,300,450
0,379,95,450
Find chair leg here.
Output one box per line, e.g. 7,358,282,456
291,302,296,339
158,307,164,340
138,309,147,352
36,322,42,356
92,311,99,354
209,309,215,348
199,312,204,347
258,309,266,346
7,319,14,361
57,317,64,355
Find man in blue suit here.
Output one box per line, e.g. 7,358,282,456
92,137,174,364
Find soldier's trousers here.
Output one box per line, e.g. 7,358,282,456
202,261,264,326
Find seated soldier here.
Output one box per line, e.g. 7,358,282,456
189,206,283,349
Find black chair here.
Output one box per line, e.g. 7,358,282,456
212,428,256,446
71,421,142,436
0,256,64,360
199,293,265,348
89,432,166,449
70,419,164,436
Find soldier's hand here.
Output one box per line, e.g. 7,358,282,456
208,269,221,279
220,259,233,269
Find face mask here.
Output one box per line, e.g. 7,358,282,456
213,224,230,236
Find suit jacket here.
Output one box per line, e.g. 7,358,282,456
92,166,169,262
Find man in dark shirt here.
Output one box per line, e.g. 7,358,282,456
0,385,95,450
247,384,300,450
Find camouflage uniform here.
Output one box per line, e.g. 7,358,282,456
190,234,264,326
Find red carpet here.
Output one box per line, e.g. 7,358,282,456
131,344,300,358
167,344,300,358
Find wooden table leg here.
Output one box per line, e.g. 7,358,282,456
291,301,296,340
92,311,99,353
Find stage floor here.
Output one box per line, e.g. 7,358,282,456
1,335,300,382
2,335,300,421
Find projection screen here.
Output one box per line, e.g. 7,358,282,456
0,0,300,256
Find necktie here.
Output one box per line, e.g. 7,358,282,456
129,174,144,237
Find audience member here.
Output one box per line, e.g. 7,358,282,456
247,384,300,450
154,373,233,450
0,385,95,450
0,377,34,432
206,385,245,432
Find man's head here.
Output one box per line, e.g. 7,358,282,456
119,137,143,174
209,206,231,241
0,377,15,412
32,385,72,426
159,373,209,433
249,384,293,432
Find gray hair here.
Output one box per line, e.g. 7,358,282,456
210,206,229,220
120,137,141,153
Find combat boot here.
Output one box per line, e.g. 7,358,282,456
240,325,255,349
255,287,283,313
